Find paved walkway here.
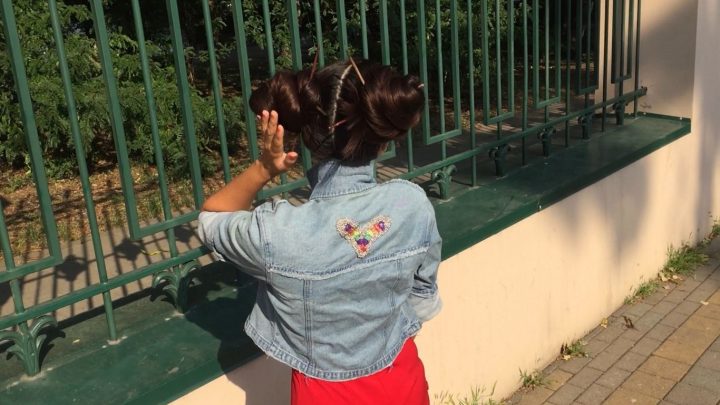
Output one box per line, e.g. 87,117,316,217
507,240,720,405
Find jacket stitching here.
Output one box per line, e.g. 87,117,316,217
267,245,429,280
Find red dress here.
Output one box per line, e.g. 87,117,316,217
290,338,430,405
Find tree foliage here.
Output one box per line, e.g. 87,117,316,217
0,0,522,179
0,0,244,178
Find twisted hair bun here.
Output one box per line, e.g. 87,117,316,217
249,69,313,133
249,59,424,163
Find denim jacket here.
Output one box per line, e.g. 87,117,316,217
198,159,442,381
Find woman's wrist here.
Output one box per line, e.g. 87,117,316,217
253,159,275,182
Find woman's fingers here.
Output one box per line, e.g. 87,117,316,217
260,110,269,134
272,124,285,152
284,151,299,167
257,110,296,174
262,110,285,155
267,110,278,140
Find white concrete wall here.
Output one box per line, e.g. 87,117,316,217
175,1,720,403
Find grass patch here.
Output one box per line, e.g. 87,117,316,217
701,218,720,246
625,243,709,304
625,279,660,304
434,385,501,405
519,369,548,390
711,220,720,240
663,244,709,277
560,339,588,360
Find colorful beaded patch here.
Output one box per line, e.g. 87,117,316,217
336,215,392,258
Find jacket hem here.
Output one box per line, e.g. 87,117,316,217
244,321,422,381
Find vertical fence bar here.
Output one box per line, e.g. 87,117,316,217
313,0,326,67
533,0,561,110
554,0,562,100
555,0,562,147
131,0,180,260
417,0,430,144
545,0,551,102
130,0,174,207
575,1,591,123
0,0,62,262
618,0,625,97
360,0,369,59
165,0,204,208
399,0,414,171
336,0,349,59
532,0,539,103
544,0,550,102
0,201,33,369
543,0,550,149
564,0,571,145
585,0,592,94
481,0,513,127
379,0,390,65
585,0,592,120
230,0,259,163
450,0,461,131
468,0,478,184
625,0,634,80
262,0,276,75
0,1,61,376
494,0,502,123
49,0,117,340
602,0,609,130
507,0,515,120
89,0,142,238
260,1,288,190
286,0,313,173
202,0,231,184
132,0,181,249
400,0,409,83
575,1,589,94
0,201,24,308
481,0,490,123
522,0,528,165
435,0,446,135
575,0,583,92
633,0,641,116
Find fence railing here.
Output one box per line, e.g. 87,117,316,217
0,0,642,377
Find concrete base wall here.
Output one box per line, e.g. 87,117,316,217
419,132,719,399
174,1,720,403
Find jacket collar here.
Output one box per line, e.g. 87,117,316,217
308,159,376,199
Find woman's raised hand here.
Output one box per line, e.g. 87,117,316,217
257,110,298,178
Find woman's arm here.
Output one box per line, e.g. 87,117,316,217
201,110,298,212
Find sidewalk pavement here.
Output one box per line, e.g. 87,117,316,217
506,240,720,405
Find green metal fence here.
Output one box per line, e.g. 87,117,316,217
0,0,643,376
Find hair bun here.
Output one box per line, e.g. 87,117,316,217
249,70,313,133
355,67,424,144
250,60,425,164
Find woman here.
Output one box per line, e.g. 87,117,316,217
198,59,442,404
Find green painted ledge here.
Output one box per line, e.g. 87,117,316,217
435,113,691,259
0,113,691,404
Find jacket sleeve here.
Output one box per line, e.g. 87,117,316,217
409,217,443,323
197,210,266,281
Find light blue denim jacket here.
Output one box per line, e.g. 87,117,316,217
198,159,442,381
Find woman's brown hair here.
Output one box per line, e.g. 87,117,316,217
249,59,425,164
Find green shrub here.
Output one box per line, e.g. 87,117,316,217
1,0,531,179
0,0,244,179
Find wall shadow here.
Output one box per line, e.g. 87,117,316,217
183,261,289,404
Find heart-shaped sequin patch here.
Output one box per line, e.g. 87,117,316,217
336,215,391,258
